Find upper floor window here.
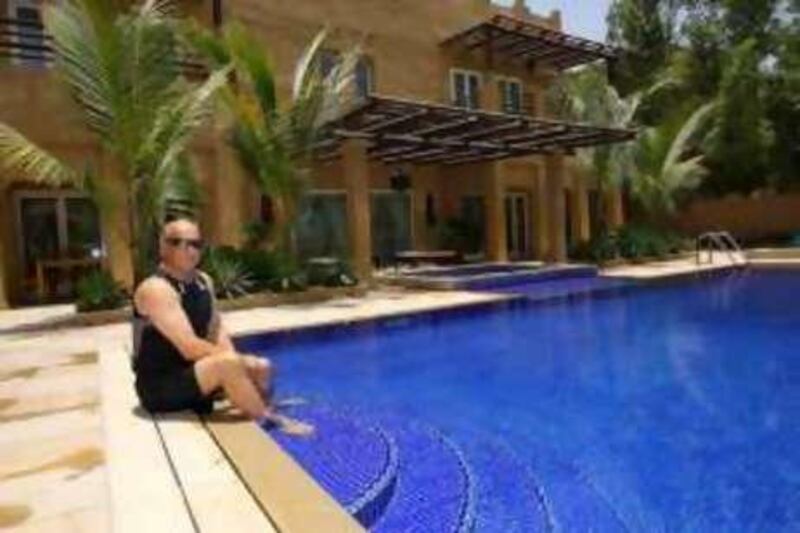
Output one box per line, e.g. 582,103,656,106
355,56,374,98
498,77,523,114
318,50,374,99
451,69,481,110
318,48,340,78
7,0,48,67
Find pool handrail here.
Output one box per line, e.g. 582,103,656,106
695,231,748,266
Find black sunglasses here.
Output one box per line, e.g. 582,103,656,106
165,237,205,250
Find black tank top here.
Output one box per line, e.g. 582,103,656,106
132,268,214,380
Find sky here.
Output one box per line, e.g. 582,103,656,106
494,0,613,42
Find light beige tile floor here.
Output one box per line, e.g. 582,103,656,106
0,340,108,532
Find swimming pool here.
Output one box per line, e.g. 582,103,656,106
238,269,800,532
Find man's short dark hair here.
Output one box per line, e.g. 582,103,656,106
161,213,199,234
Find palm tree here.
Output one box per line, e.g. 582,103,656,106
631,103,714,215
548,64,640,230
182,21,359,251
551,64,709,223
0,0,230,282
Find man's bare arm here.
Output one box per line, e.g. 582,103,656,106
200,271,236,352
134,278,221,362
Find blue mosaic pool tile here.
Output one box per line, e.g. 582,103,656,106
457,434,552,532
523,441,631,532
369,416,474,533
265,404,398,528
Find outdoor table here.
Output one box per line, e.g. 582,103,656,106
394,250,461,268
36,257,103,301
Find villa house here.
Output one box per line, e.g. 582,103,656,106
0,0,634,308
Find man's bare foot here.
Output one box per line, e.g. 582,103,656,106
262,412,315,437
277,417,315,437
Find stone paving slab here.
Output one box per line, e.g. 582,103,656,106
600,256,745,279
0,339,108,532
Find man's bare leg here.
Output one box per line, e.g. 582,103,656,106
235,354,314,436
241,354,308,408
194,351,268,420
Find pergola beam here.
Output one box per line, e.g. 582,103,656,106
314,95,636,165
441,14,618,71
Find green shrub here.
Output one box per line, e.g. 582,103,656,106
269,272,309,293
438,216,483,254
571,225,688,264
306,259,358,288
76,270,127,312
242,220,272,250
201,247,255,299
236,249,303,291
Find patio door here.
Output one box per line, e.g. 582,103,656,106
294,191,349,260
371,191,412,267
14,191,102,301
504,192,530,260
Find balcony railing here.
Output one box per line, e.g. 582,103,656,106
0,16,53,65
0,16,208,78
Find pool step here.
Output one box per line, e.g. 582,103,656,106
522,440,631,533
490,275,634,301
457,434,552,532
465,264,599,290
369,415,475,533
267,405,629,532
266,405,398,527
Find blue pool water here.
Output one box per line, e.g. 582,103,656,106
239,269,800,532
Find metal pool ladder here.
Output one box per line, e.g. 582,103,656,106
695,231,749,266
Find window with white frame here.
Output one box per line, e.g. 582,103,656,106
498,77,523,114
451,69,481,110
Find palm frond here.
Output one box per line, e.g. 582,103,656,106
663,102,715,171
0,124,79,187
223,23,277,120
292,28,329,102
140,66,232,182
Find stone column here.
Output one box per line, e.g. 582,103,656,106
410,165,434,251
545,153,567,263
342,139,373,281
484,164,507,262
532,167,549,259
570,177,591,244
605,187,625,229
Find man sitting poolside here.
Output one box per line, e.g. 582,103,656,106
131,216,313,436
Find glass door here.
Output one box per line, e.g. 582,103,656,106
15,191,103,301
294,192,349,260
371,191,412,267
504,192,530,260
18,196,60,284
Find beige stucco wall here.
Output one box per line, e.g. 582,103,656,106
673,192,800,241
0,0,597,305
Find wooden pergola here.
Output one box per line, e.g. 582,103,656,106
315,95,636,166
440,14,619,70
